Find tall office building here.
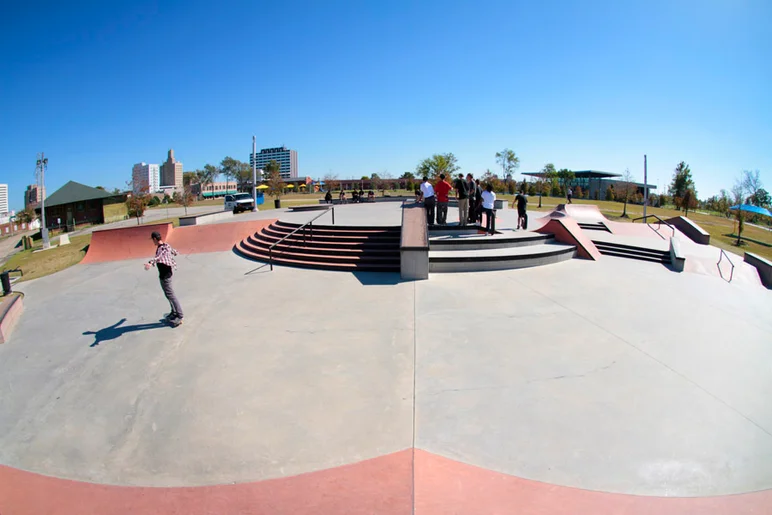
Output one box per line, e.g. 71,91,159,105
132,163,160,194
0,184,8,215
250,146,298,179
25,184,45,209
160,149,183,190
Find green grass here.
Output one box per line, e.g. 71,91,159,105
3,234,92,282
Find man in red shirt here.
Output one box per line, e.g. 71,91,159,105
434,173,452,225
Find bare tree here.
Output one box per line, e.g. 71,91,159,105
618,168,638,218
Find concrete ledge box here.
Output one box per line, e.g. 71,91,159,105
0,294,24,344
179,210,234,226
744,252,772,289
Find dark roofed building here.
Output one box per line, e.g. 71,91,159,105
522,170,656,200
38,181,127,230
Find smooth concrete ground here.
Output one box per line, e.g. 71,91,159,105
1,239,771,498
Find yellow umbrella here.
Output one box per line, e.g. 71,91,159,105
299,184,307,188
286,184,295,189
257,184,269,190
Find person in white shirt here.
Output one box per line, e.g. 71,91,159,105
419,176,436,225
480,184,496,235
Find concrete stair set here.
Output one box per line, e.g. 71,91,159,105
592,239,672,265
428,229,577,272
236,220,401,272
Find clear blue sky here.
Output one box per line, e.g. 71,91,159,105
2,0,770,211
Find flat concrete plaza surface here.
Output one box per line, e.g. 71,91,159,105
1,202,771,514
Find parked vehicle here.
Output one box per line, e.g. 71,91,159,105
224,193,256,213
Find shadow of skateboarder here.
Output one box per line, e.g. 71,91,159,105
83,318,168,347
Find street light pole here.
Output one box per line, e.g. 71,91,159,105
36,152,50,249
252,136,257,208
643,154,648,220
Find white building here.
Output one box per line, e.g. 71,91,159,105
250,146,298,179
132,163,160,194
0,184,8,215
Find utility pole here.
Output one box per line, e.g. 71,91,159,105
252,136,257,209
643,155,648,220
35,153,50,249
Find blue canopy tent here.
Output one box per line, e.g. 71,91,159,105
729,204,772,217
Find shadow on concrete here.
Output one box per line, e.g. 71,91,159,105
352,271,402,286
84,318,167,347
244,263,271,275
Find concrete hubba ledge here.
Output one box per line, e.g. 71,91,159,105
744,252,772,289
400,204,429,280
178,210,234,226
535,217,601,260
0,294,23,344
666,216,710,245
58,233,70,246
669,237,686,272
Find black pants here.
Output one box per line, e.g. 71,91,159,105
437,201,448,224
159,268,183,318
424,196,436,225
482,207,496,234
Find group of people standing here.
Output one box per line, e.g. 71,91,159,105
417,174,499,234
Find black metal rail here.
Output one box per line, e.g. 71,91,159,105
631,214,675,239
268,207,335,270
717,249,735,283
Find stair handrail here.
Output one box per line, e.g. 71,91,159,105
717,248,735,283
631,214,675,239
268,207,335,271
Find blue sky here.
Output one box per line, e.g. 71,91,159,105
2,0,769,211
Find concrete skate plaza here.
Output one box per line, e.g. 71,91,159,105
1,202,771,514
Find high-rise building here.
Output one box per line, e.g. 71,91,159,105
250,146,298,179
132,163,160,193
24,184,45,210
0,184,8,215
160,149,183,190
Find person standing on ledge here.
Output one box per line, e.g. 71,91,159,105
144,231,183,327
480,184,497,235
434,173,452,225
454,173,469,226
419,176,436,225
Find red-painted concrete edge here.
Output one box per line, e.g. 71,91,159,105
0,449,413,515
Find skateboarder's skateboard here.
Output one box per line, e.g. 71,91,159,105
161,317,183,328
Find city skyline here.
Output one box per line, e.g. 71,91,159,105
2,1,769,212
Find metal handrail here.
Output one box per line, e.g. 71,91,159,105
631,214,675,239
717,249,735,283
268,207,334,270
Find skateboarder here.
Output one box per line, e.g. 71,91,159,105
144,231,183,326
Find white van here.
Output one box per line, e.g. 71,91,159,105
224,193,256,213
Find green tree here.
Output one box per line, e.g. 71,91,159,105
198,164,219,197
748,188,770,208
605,185,615,201
668,161,694,211
537,163,557,206
416,153,460,179
265,160,285,199
557,169,575,190
400,171,415,180
183,171,198,187
495,148,520,180
221,157,251,193
732,180,745,245
681,188,697,217
125,181,151,225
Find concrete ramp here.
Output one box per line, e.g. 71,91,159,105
82,223,173,264
554,203,609,223
534,217,602,260
82,220,275,263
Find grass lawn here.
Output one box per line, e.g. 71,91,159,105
3,234,92,283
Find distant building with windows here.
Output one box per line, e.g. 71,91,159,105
25,184,45,210
160,149,183,191
191,181,238,198
132,163,160,194
250,146,298,179
522,170,657,200
0,184,8,215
